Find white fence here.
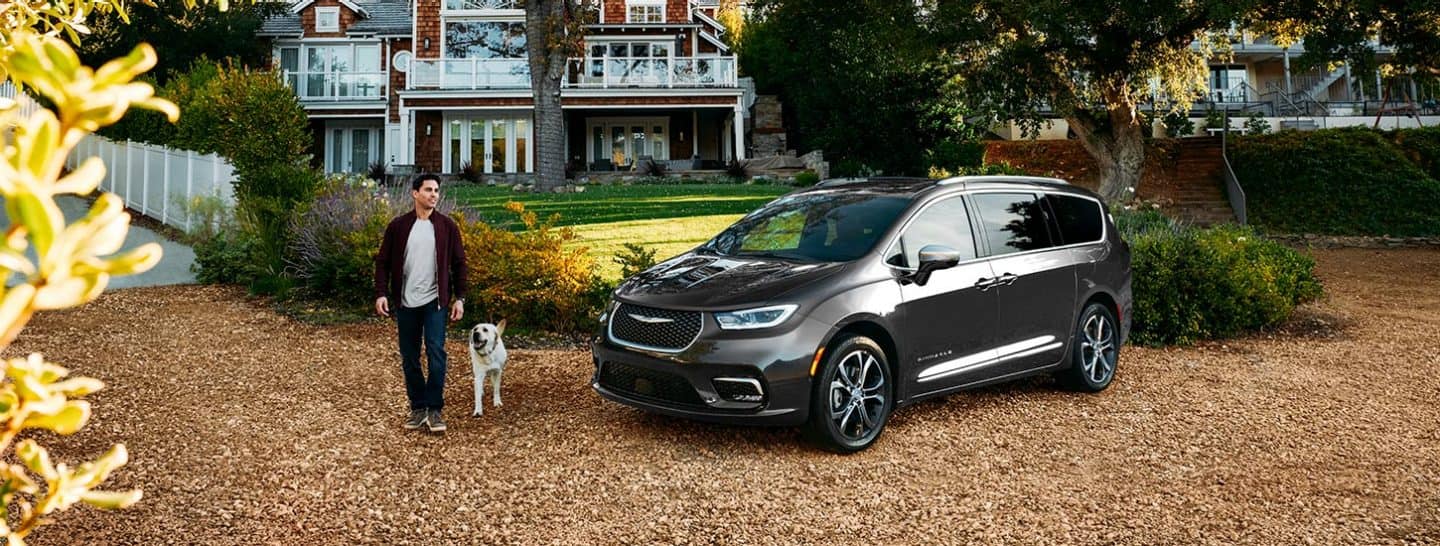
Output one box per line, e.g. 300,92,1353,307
66,135,238,233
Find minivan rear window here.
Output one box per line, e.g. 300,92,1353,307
1045,194,1104,245
972,192,1055,256
705,192,912,262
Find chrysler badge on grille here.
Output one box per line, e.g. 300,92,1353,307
627,313,675,324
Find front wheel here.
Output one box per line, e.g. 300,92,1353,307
803,335,894,453
1057,302,1120,392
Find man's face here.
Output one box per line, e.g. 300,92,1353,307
412,179,440,210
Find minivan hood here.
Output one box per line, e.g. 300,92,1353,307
614,252,849,309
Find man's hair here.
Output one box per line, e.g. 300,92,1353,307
412,173,442,191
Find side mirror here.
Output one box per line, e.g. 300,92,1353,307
911,245,961,286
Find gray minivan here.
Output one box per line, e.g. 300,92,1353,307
591,176,1132,452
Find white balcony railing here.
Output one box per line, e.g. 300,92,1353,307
283,71,387,101
405,56,739,90
443,0,522,10
567,56,737,88
408,58,531,89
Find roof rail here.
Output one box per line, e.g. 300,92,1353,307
936,175,1070,186
814,177,874,188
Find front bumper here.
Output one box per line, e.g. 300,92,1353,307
590,313,831,427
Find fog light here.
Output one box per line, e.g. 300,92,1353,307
713,377,765,403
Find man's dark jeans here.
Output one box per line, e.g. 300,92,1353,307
396,299,447,411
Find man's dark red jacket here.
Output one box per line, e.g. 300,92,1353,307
373,210,467,306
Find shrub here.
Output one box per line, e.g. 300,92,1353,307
367,161,388,184
459,161,483,184
725,159,748,179
193,227,264,285
1113,209,1323,346
794,170,821,187
456,202,603,333
924,139,986,174
1163,111,1196,137
1389,126,1440,180
613,242,658,279
285,175,405,306
1203,108,1225,130
1244,113,1270,135
1229,127,1440,236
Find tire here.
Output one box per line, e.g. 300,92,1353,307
803,335,894,453
1057,302,1120,392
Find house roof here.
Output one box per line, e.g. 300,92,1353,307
257,0,412,37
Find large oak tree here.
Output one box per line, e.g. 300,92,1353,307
933,1,1260,202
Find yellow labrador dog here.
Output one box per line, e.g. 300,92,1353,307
469,320,509,417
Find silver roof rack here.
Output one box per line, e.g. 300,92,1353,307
936,175,1070,186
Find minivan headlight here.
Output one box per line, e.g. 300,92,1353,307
714,305,798,330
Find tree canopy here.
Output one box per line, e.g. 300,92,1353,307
73,0,281,85
741,0,970,177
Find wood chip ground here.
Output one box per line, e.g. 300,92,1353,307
11,248,1439,545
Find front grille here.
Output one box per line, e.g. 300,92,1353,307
598,361,705,407
609,303,702,351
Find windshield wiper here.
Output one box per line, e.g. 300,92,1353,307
735,250,815,262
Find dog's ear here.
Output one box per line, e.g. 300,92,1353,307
496,319,506,336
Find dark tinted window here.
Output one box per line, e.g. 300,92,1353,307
884,197,977,268
706,191,911,262
1045,194,1104,244
972,192,1054,256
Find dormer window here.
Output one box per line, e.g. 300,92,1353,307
626,0,664,23
315,7,340,32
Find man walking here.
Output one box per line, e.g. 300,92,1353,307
375,174,466,433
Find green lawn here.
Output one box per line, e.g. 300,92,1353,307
447,183,791,227
570,214,744,280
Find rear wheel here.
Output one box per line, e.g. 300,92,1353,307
803,335,893,453
1057,303,1120,392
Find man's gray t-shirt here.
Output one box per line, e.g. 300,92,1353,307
401,218,439,308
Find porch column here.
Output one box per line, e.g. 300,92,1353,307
732,104,746,161
1283,48,1292,97
1376,70,1383,101
692,110,699,159
1345,63,1356,101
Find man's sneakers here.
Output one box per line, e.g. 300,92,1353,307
427,409,447,433
403,409,428,430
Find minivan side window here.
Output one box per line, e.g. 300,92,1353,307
1045,194,1104,245
972,192,1055,256
884,197,977,268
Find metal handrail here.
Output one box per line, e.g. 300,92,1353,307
1219,109,1247,225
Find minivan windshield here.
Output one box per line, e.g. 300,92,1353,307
702,191,913,262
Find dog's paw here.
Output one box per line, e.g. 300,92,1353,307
472,409,483,417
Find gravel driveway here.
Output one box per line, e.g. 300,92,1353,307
12,248,1440,545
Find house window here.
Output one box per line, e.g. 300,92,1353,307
315,7,340,32
1209,65,1247,102
444,20,527,58
585,41,671,85
443,19,528,87
626,0,665,23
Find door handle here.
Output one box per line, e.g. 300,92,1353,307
974,277,997,290
996,273,1019,286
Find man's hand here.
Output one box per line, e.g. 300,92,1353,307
450,299,464,322
375,296,390,318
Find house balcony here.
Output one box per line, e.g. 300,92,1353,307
406,56,738,90
283,71,387,102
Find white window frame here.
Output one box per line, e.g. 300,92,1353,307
325,122,383,174
442,114,534,174
585,117,671,168
626,0,665,23
315,7,340,32
287,41,383,99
